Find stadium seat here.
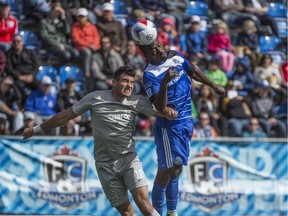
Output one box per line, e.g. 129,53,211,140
259,36,282,53
36,66,58,95
267,3,287,38
186,1,208,16
6,0,21,18
267,3,287,18
114,0,128,15
59,66,85,92
20,30,41,54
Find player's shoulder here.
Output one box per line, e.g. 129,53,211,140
167,50,179,59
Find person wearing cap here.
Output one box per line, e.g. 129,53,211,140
57,77,83,128
96,2,127,55
186,15,209,66
71,7,101,88
157,17,180,52
39,4,79,61
24,76,57,123
23,65,178,216
14,111,37,135
6,34,40,101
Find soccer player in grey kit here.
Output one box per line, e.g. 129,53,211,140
23,66,178,216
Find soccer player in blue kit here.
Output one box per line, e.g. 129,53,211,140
138,41,226,216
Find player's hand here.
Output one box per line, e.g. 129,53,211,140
22,127,34,140
163,107,178,120
214,85,226,96
162,67,179,85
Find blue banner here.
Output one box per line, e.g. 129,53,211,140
0,138,287,215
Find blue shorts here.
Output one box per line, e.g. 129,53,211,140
154,120,193,169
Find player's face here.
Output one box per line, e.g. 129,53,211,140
143,41,167,64
113,73,135,98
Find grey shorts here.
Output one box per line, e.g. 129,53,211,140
96,153,148,207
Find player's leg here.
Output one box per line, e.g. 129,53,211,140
96,163,134,216
131,186,160,216
115,200,134,216
165,165,183,216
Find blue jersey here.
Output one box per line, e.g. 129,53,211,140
143,51,193,126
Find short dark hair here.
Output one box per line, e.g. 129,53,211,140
114,65,136,80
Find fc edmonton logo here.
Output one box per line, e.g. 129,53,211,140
30,145,102,210
180,147,240,213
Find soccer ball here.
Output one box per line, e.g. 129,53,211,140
131,20,158,45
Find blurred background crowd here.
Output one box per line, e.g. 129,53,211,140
0,0,286,138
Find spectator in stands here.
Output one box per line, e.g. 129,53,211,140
229,58,255,94
214,0,256,28
60,119,79,136
96,3,127,55
126,9,146,40
237,19,261,71
24,76,57,125
186,15,209,68
250,81,286,137
57,77,83,130
205,59,228,87
24,0,51,21
254,54,286,105
221,89,252,137
14,111,37,135
243,117,267,138
0,3,18,52
124,40,145,94
92,36,124,91
281,57,287,85
193,112,218,138
163,0,189,34
135,119,152,136
71,7,101,88
0,50,6,76
39,4,79,61
0,113,9,135
132,0,166,24
157,17,181,52
208,21,235,73
5,34,39,101
243,0,279,36
195,85,221,134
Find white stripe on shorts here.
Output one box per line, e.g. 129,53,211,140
162,128,173,168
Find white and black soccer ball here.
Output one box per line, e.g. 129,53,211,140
131,20,158,45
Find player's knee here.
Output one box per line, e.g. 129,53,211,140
171,165,183,178
138,200,154,215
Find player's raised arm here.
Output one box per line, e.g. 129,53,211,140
188,64,226,96
22,107,77,139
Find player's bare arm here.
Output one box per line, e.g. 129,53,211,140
22,107,77,139
153,67,179,112
188,65,226,96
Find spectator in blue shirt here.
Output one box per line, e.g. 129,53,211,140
24,76,57,118
230,57,255,94
186,16,209,68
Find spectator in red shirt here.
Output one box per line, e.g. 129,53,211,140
0,3,18,52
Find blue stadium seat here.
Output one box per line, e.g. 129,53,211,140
20,30,41,53
36,66,58,95
267,3,287,38
179,34,187,53
114,0,128,15
267,3,287,18
259,36,282,53
59,66,85,92
186,1,208,16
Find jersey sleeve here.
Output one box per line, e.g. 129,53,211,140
143,71,160,102
72,92,98,115
177,51,191,72
137,95,157,116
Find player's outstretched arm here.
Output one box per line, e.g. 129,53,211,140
156,107,178,120
189,65,226,96
22,107,77,139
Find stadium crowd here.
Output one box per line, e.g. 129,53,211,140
0,0,286,138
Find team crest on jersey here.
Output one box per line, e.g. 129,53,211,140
180,147,240,212
30,145,102,210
